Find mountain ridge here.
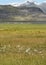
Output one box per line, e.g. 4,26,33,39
0,1,46,22
9,1,46,13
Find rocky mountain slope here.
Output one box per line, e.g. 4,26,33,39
0,1,46,22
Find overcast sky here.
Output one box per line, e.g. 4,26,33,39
0,0,46,5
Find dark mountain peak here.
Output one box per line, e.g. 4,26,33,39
19,1,36,7
26,1,30,3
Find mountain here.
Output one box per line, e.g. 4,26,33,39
19,1,36,7
0,5,20,22
10,1,46,14
0,1,46,22
38,2,46,13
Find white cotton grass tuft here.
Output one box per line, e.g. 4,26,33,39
33,49,38,52
19,46,24,50
25,48,30,54
8,44,11,48
16,45,20,48
1,45,7,52
3,45,6,49
38,51,42,54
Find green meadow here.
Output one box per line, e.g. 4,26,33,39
0,24,46,65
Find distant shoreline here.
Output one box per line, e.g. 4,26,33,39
0,21,46,24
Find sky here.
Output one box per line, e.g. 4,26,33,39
0,0,46,5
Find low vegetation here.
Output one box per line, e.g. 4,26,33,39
0,24,46,65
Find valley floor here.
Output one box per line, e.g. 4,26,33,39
0,24,46,65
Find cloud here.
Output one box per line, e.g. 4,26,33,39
25,0,46,2
25,0,34,2
43,1,46,2
9,2,22,7
9,0,46,6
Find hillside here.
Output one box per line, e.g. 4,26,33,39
0,4,46,22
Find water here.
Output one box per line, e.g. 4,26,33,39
0,21,46,24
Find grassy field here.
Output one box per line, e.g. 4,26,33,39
0,24,46,65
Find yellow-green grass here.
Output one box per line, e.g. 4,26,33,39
0,24,46,65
